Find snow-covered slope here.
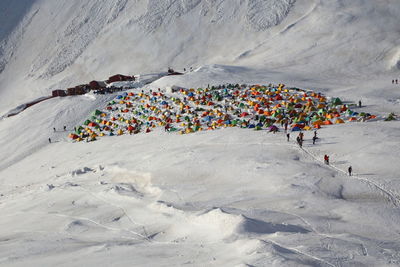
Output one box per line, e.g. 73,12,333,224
1,0,400,266
1,66,400,266
1,0,400,114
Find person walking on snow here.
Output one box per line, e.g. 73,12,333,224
312,135,317,145
299,132,304,142
48,138,51,143
286,133,290,142
358,100,362,108
348,166,352,176
53,127,56,132
324,154,329,165
296,136,303,148
63,126,66,131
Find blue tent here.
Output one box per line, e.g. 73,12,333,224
202,116,214,122
292,126,301,131
248,124,255,128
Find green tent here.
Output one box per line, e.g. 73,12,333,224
83,119,91,125
385,113,396,121
93,109,102,116
332,97,343,105
75,126,84,134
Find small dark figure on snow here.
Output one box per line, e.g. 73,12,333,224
324,154,329,165
348,166,352,176
393,80,395,84
286,133,290,142
396,79,398,84
314,130,317,138
312,136,317,145
296,136,303,148
48,138,51,143
299,132,304,142
53,127,56,132
63,126,66,131
358,100,362,108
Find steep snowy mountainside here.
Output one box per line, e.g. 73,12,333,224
0,0,399,115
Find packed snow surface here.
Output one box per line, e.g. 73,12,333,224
1,66,400,266
1,0,400,266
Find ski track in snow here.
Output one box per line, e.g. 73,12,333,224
293,137,400,208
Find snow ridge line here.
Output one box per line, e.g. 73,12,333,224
277,209,369,257
74,185,152,241
286,133,400,208
260,238,336,267
11,211,143,241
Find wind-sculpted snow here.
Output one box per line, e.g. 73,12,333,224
0,5,39,74
136,0,202,32
246,0,296,31
32,0,128,78
137,0,295,32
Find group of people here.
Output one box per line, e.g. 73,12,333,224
392,79,399,84
324,149,352,176
289,130,353,176
49,126,68,143
288,130,317,148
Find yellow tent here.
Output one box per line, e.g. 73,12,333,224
335,118,345,124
